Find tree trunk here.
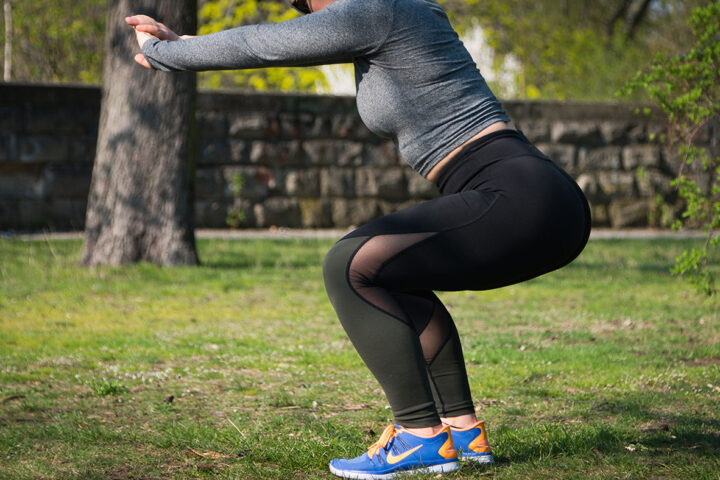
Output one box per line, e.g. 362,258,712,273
3,0,11,82
82,0,199,266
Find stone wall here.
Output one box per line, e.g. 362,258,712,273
0,82,689,231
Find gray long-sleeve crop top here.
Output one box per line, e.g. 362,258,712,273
141,0,511,177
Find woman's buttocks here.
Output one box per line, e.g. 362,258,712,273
437,130,591,278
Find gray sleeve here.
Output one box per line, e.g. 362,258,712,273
141,0,393,72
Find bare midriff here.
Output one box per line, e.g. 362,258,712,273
425,121,513,184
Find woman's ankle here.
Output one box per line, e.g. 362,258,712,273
402,424,445,437
440,413,478,429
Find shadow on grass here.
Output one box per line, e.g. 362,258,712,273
485,395,720,467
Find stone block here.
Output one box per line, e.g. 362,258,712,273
635,169,673,197
280,112,316,138
363,142,398,167
599,121,636,145
376,169,408,201
299,198,332,227
229,139,248,163
0,200,18,229
588,201,609,226
355,168,379,196
252,141,304,166
622,144,661,170
43,165,92,198
46,198,87,229
515,121,551,143
195,168,224,201
19,135,69,163
224,166,276,200
578,146,622,171
17,200,46,227
24,106,95,135
198,139,230,165
0,172,44,199
195,200,229,228
377,200,418,216
608,199,652,228
284,169,320,197
406,172,439,199
331,198,380,227
336,142,364,166
225,198,255,228
302,140,363,166
0,133,18,162
308,116,332,138
68,135,97,164
331,114,374,139
646,123,665,143
596,171,635,197
228,113,276,138
535,143,576,172
550,121,604,146
0,106,22,132
356,168,408,199
197,112,228,138
254,197,302,228
575,173,601,201
321,168,355,197
694,121,717,144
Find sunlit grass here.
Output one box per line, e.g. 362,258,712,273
1,237,718,479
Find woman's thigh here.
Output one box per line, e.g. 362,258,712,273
343,154,590,293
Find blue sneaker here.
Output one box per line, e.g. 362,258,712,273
449,420,495,464
329,424,460,479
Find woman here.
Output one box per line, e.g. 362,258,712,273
127,0,591,477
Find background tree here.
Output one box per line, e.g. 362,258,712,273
0,0,105,83
82,0,199,266
441,0,704,99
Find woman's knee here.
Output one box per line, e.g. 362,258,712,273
322,236,367,299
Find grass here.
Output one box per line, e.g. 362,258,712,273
0,236,718,480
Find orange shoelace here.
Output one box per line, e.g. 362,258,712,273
367,424,398,459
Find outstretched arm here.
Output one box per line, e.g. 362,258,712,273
129,0,392,72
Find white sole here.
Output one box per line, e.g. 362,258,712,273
329,460,460,479
460,453,495,464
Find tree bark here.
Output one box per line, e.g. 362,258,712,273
82,0,199,266
3,0,11,82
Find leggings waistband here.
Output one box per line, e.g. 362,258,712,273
435,129,539,195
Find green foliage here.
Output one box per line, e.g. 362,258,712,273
441,0,703,100
87,379,129,397
1,0,704,98
225,172,246,228
624,1,720,295
1,0,105,83
197,0,327,92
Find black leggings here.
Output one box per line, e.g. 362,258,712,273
323,129,591,427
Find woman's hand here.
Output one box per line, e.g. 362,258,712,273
125,15,181,69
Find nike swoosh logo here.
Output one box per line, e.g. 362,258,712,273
386,445,422,464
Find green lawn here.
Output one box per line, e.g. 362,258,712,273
0,237,718,480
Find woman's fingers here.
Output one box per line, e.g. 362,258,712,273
125,14,157,26
135,23,179,41
126,14,179,41
134,53,152,69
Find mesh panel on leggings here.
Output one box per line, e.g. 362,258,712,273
348,232,452,363
418,299,453,364
348,232,436,323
